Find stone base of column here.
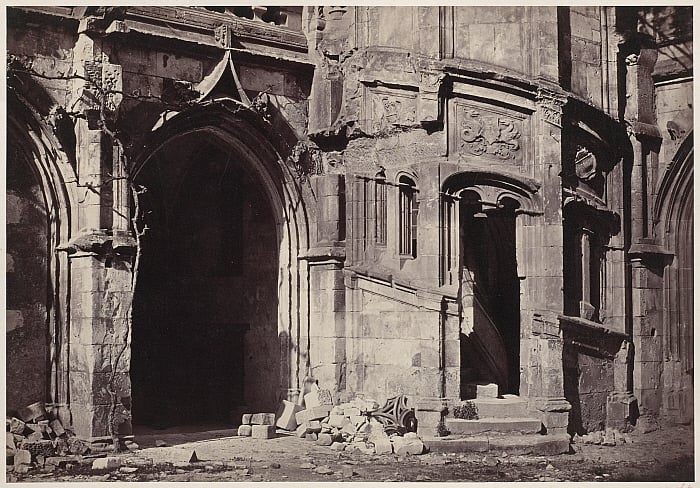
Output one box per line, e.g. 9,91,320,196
533,397,571,435
413,397,453,438
606,392,639,430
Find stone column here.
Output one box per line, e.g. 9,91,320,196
304,173,347,396
525,88,571,433
65,23,135,443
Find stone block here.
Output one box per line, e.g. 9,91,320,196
251,425,276,439
14,449,31,466
305,433,318,441
241,414,253,425
316,433,334,446
237,425,252,437
49,420,66,437
304,390,321,408
92,456,121,471
250,413,276,425
275,400,303,431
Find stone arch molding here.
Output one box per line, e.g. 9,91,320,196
441,169,543,215
131,98,312,401
7,88,79,426
439,169,543,288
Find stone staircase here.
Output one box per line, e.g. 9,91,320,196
423,383,571,455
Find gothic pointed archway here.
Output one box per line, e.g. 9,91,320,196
129,100,310,428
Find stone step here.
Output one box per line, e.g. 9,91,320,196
469,395,530,418
445,417,542,435
424,432,570,456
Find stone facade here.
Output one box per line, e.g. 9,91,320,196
6,6,693,442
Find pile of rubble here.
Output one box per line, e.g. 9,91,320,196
6,402,92,474
573,428,632,447
237,385,425,456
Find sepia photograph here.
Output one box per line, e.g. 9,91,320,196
4,4,694,484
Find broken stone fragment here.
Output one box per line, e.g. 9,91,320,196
9,418,26,435
241,414,253,425
155,439,168,447
305,433,318,441
237,425,252,437
392,435,425,456
316,433,333,446
119,466,138,474
330,442,346,451
313,465,334,475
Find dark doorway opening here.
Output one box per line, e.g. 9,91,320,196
131,132,280,428
459,195,520,395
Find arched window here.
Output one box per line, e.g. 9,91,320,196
398,175,418,258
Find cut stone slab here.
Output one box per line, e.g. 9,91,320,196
276,400,302,431
307,420,322,433
237,425,252,437
92,457,121,471
241,414,253,425
250,413,276,425
251,425,276,439
445,418,542,435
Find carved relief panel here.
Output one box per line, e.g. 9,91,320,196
364,87,418,134
449,99,528,167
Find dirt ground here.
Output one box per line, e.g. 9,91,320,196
8,422,695,483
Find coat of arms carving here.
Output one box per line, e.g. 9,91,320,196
459,109,521,160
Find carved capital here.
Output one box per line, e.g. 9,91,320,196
536,88,567,128
214,24,233,48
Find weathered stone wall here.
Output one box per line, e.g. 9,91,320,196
6,154,49,414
